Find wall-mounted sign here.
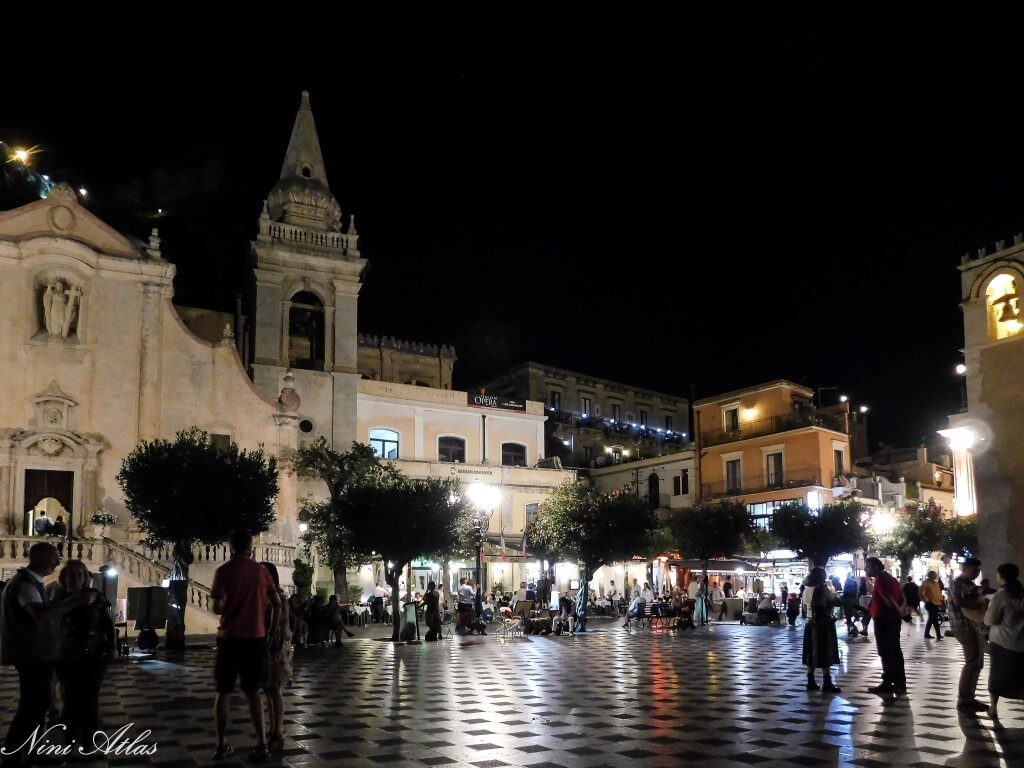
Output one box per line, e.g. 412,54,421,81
468,393,526,411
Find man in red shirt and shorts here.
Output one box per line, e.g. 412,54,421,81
211,530,281,762
865,556,907,701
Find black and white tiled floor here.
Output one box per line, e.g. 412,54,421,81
2,618,1023,767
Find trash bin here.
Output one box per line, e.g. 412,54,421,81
401,602,419,642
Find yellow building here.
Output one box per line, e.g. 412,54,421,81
694,380,855,527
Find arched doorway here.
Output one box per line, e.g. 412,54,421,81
24,470,73,535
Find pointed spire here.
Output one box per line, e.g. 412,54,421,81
266,91,343,232
279,91,329,186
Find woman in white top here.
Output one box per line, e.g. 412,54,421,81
984,562,1024,720
641,583,655,602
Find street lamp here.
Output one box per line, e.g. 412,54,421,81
466,482,499,616
298,522,308,534
859,405,869,414
955,363,967,375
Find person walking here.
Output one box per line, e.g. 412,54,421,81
949,557,990,713
261,562,291,754
424,581,442,641
802,567,841,692
210,530,282,762
865,557,907,701
984,563,1024,720
1,542,95,766
857,576,873,638
842,573,859,636
52,560,116,751
921,570,944,641
903,576,921,619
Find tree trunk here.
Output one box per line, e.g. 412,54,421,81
385,567,402,642
333,562,348,599
575,563,590,632
166,539,193,650
899,556,912,580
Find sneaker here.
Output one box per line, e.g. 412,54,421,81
249,744,270,763
868,684,894,696
212,744,233,761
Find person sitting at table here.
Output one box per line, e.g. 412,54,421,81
550,594,576,635
757,593,781,624
623,592,646,629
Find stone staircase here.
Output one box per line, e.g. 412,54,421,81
0,536,297,636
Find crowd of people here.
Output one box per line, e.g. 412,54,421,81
3,542,1023,762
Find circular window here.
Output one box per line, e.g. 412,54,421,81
301,166,312,179
299,419,314,434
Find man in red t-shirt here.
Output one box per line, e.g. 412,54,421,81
865,557,907,699
210,530,281,762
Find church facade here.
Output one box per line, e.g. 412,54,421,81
0,92,571,601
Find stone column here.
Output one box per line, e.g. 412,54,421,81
0,437,14,534
81,440,103,538
137,284,164,441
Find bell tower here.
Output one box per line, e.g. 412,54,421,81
251,91,367,448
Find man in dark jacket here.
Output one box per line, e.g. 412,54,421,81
1,542,95,764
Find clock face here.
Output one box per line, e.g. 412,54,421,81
45,409,62,427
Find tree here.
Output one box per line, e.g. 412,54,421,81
873,505,945,575
293,439,395,596
525,482,657,631
771,499,869,568
667,500,754,588
292,558,313,598
341,473,473,641
942,515,979,559
117,427,279,648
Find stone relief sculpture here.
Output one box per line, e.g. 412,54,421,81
42,279,82,338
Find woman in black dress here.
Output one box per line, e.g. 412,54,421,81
423,581,442,641
802,566,841,693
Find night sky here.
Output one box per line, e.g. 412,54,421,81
4,12,1024,450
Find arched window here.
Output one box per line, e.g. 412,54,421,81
986,273,1023,340
289,291,325,370
501,442,527,467
369,429,399,459
438,436,466,463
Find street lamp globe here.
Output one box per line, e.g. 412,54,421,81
467,482,500,512
839,395,849,403
859,405,869,414
955,363,968,375
298,522,308,534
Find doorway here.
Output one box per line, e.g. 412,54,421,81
24,469,74,535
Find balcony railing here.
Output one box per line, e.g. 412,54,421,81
700,411,847,447
701,465,821,499
547,409,687,445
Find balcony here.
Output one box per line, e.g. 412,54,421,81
547,410,687,447
701,465,821,499
700,411,847,447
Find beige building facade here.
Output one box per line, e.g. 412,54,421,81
0,92,573,614
947,236,1024,568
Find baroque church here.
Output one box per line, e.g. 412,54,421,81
0,93,571,625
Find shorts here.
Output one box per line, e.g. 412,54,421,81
215,637,267,693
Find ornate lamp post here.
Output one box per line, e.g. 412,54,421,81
466,483,499,617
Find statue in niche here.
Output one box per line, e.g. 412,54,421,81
42,279,82,338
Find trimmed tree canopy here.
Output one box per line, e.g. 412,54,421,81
771,499,869,567
873,505,945,573
525,482,658,572
117,426,278,548
667,500,754,566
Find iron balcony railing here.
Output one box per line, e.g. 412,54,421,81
700,411,847,447
701,465,821,499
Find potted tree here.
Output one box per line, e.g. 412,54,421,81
89,510,117,539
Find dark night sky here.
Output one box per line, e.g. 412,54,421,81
4,11,1024,449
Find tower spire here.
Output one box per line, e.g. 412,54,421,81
266,90,342,231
